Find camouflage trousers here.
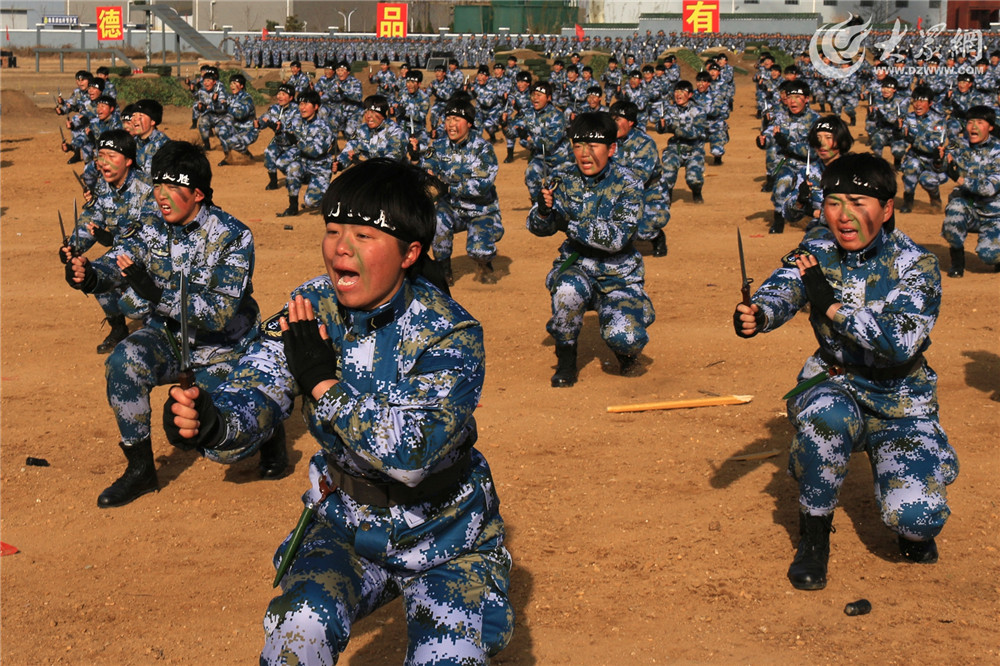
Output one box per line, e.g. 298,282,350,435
661,141,705,190
786,375,958,540
262,463,514,665
96,288,123,320
287,157,334,208
868,128,906,162
216,120,259,154
707,120,729,157
772,158,808,215
433,200,504,263
105,327,235,446
545,262,654,356
637,185,671,241
901,153,946,195
197,112,228,143
81,160,101,192
942,196,1000,265
265,144,300,192
330,107,360,141
70,128,94,159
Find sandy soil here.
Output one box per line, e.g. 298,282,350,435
1,56,998,665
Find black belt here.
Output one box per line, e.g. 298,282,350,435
567,239,633,259
324,452,471,508
818,348,924,381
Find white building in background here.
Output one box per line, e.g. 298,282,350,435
579,0,950,27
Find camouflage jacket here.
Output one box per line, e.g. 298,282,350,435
526,162,645,282
226,90,257,125
422,134,500,214
663,100,708,144
292,113,336,166
195,86,229,115
751,227,942,417
946,134,1000,214
258,102,301,149
71,169,158,253
90,204,259,367
338,121,408,168
903,109,948,158
613,128,660,187
286,71,312,96
211,277,503,573
135,129,171,184
519,103,572,165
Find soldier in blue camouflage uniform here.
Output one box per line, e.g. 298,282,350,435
619,71,651,129
549,60,567,108
469,65,503,142
866,76,908,169
429,65,460,138
900,86,948,213
368,57,399,102
130,99,170,185
419,99,503,285
185,64,212,130
61,131,159,354
759,82,820,234
601,57,622,105
216,74,259,167
500,71,532,163
528,112,654,387
336,94,408,173
328,61,364,141
694,70,731,165
940,106,1000,277
396,70,431,154
276,90,335,218
782,116,853,233
830,62,860,126
518,81,574,203
946,73,987,141
164,159,514,665
256,84,301,193
611,101,669,257
77,93,124,191
313,61,339,122
661,80,708,203
61,77,102,165
734,152,958,591
64,141,276,508
194,68,230,152
286,60,312,97
55,70,92,120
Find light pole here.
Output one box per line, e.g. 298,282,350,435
338,8,356,33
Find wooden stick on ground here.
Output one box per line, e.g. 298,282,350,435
607,394,753,414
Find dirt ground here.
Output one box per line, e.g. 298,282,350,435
2,56,998,665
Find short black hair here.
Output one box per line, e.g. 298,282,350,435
151,141,214,207
809,115,853,154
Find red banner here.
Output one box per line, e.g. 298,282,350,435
96,6,123,41
682,0,719,34
376,3,407,38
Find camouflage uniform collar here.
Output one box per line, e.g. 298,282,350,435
340,280,411,335
839,227,886,266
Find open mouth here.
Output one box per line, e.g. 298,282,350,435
334,269,360,288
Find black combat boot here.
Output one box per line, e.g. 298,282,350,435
848,113,856,126
787,511,835,590
761,175,774,193
475,259,498,284
551,343,578,388
97,315,130,354
202,137,212,151
97,439,159,508
277,196,299,217
438,257,454,286
893,155,902,170
265,172,280,190
928,189,942,211
769,212,785,234
947,247,965,278
651,229,668,257
713,155,723,165
691,185,704,203
899,191,915,213
67,148,82,164
489,131,498,143
899,535,938,564
503,145,515,163
258,422,289,479
616,352,641,376
218,152,230,167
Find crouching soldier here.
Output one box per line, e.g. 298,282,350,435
64,141,285,508
527,112,654,387
419,98,504,284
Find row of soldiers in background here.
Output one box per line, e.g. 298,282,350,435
746,68,999,279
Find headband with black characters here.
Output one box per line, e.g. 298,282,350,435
823,173,893,201
323,200,415,243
